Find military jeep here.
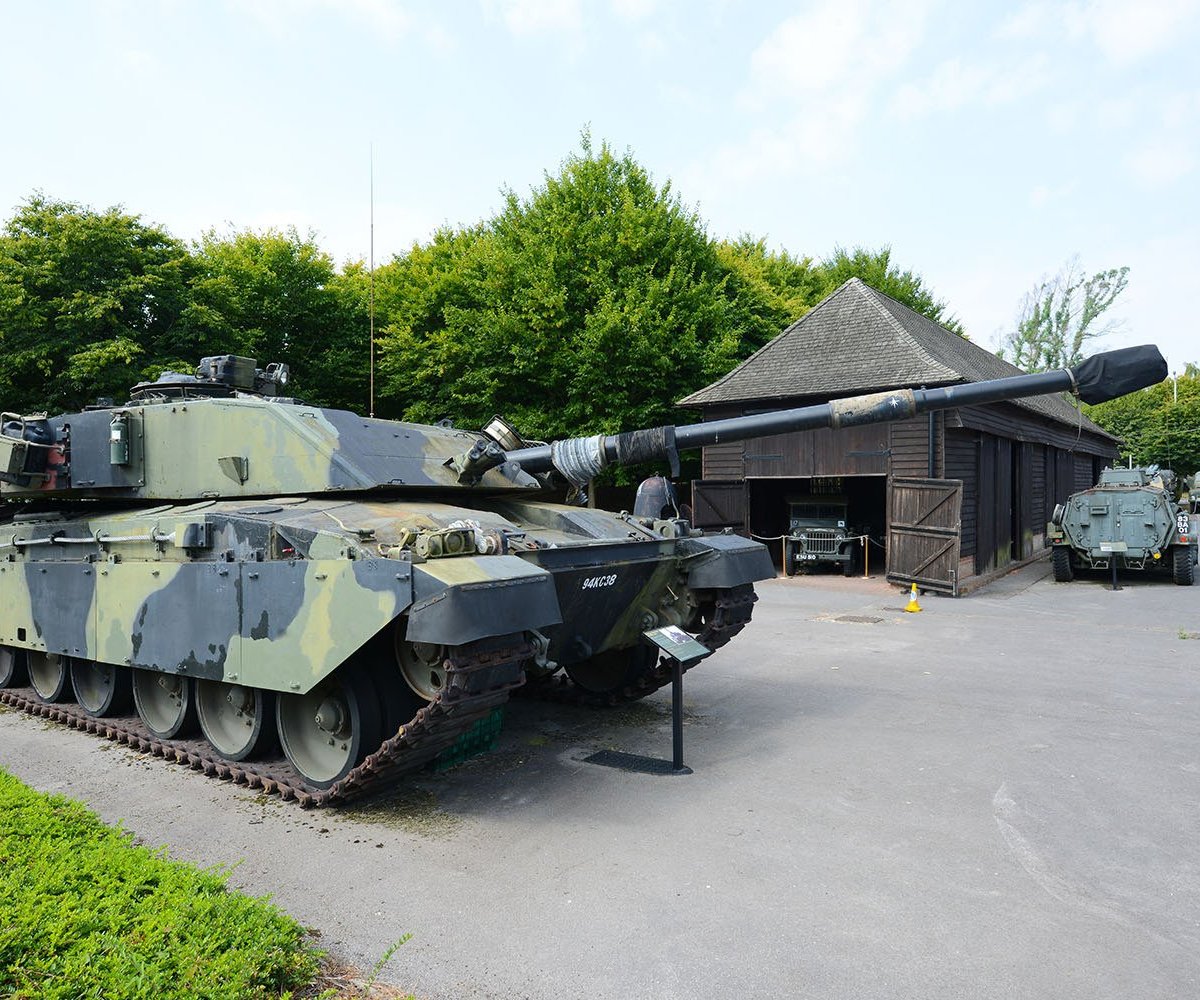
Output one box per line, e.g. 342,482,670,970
784,497,861,576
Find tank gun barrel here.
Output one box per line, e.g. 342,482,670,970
506,345,1167,485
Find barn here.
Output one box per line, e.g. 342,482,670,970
680,278,1119,594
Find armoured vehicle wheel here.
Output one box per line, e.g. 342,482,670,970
564,644,659,695
276,662,384,789
70,660,133,717
1174,546,1195,586
196,680,277,761
133,670,198,739
28,652,73,703
0,646,26,689
396,633,449,701
1052,547,1073,583
784,545,797,577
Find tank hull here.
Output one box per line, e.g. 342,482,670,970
0,495,772,802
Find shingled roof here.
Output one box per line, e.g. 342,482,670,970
679,277,1113,436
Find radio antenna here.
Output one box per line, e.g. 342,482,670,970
368,142,376,417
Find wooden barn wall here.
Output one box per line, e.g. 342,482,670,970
1016,442,1034,558
952,402,1117,458
888,413,944,479
944,429,978,558
1029,443,1047,543
1074,454,1096,492
699,405,745,480
973,433,1021,576
742,424,889,478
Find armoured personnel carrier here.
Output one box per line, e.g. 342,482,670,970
1048,464,1197,585
0,345,1166,805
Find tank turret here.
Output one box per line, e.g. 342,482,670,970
0,345,1169,804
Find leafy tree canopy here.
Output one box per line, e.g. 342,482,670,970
0,193,191,410
1086,369,1200,479
1000,258,1129,372
375,136,753,444
0,140,967,449
373,137,965,454
181,227,365,408
818,245,965,336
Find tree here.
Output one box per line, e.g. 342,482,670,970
1085,368,1200,479
816,245,965,336
181,227,366,409
0,193,191,411
374,136,756,451
715,237,821,352
1000,259,1129,372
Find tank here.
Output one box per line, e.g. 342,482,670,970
1048,464,1197,585
0,344,1167,805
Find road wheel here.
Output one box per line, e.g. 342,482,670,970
29,652,73,703
1052,547,1073,583
133,670,199,739
1174,546,1195,586
276,661,383,789
70,660,133,717
196,680,277,761
0,647,26,689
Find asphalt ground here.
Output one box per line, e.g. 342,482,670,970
2,560,1198,999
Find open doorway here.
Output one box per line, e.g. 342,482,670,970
747,475,887,575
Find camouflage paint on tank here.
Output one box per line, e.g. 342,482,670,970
0,486,774,696
0,364,774,712
2,398,542,501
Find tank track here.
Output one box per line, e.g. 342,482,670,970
0,637,531,808
520,583,758,708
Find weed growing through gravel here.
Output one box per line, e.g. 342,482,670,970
0,767,321,999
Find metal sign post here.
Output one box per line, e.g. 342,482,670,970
643,625,710,773
1100,541,1126,591
581,626,709,776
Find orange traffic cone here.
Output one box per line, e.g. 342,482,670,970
904,582,922,613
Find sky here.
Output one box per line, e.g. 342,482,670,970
1,0,1197,373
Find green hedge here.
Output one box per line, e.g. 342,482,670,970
0,768,320,999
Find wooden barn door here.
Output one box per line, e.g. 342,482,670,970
887,477,964,594
691,480,747,533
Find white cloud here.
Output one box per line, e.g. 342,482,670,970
710,0,933,179
1094,97,1138,129
1100,232,1200,371
610,0,658,22
235,0,414,41
995,2,1055,40
745,0,931,106
1124,144,1197,186
891,54,1051,119
892,58,991,118
1000,0,1200,64
483,0,584,37
118,48,161,78
1029,180,1078,207
1064,0,1199,65
1121,88,1200,187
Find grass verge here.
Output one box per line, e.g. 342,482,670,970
0,767,321,999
